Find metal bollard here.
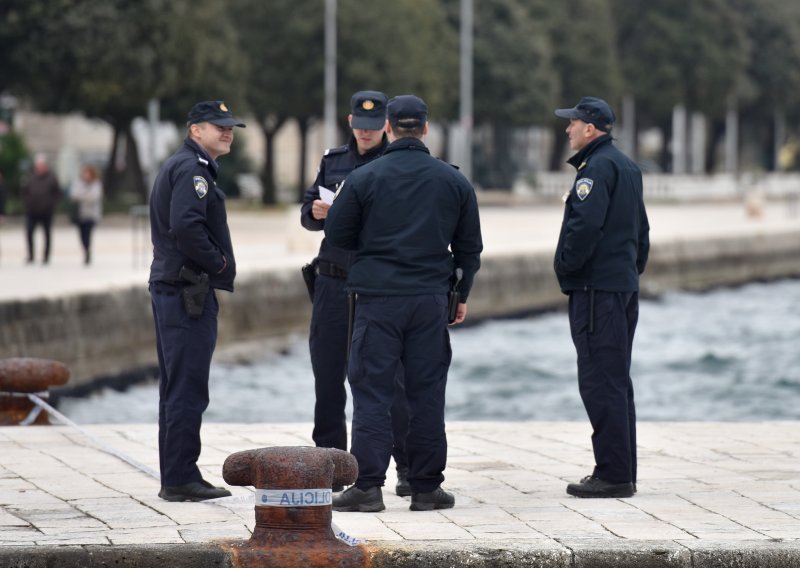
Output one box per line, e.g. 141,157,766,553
0,358,70,425
222,446,368,567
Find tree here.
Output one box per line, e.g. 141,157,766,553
548,0,622,169
732,0,800,170
5,0,244,201
338,0,458,123
612,0,750,171
470,0,557,186
229,0,324,205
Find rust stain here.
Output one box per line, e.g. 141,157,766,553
222,446,372,567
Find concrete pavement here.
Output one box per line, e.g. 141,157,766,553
0,199,798,301
1,421,799,566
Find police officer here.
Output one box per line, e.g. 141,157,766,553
300,91,411,495
326,95,483,512
149,100,244,501
553,96,650,498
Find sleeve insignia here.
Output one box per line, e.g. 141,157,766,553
193,176,209,199
333,179,345,201
575,178,594,201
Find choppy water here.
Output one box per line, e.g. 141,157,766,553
58,279,800,423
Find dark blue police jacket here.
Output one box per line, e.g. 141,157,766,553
554,135,649,293
324,137,483,300
149,138,236,291
300,135,388,271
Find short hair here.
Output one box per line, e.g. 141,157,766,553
392,120,425,139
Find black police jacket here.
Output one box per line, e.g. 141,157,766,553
324,136,483,300
149,138,236,291
554,135,649,293
300,135,388,271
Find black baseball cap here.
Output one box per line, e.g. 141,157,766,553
350,91,388,130
187,100,246,128
555,96,615,132
387,94,428,128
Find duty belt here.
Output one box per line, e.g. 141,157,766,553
316,260,348,279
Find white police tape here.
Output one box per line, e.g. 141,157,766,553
331,521,367,546
255,488,331,507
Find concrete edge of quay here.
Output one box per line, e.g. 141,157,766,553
2,540,800,567
3,227,800,388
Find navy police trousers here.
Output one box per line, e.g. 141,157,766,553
150,281,218,487
309,274,408,468
348,294,451,493
569,290,639,484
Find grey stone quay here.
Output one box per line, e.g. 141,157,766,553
0,422,799,567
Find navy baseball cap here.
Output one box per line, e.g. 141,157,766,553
388,95,428,128
187,101,246,128
555,96,615,132
350,91,388,130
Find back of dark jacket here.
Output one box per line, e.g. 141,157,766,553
23,171,61,215
554,135,649,292
149,139,236,291
324,137,483,300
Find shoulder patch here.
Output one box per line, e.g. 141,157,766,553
323,145,348,157
193,176,209,199
575,178,593,201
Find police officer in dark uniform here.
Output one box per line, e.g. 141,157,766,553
301,91,411,495
150,100,244,501
326,95,483,512
553,96,650,498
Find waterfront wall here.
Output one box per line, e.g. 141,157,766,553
1,228,799,387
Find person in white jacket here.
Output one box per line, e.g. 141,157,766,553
70,164,103,265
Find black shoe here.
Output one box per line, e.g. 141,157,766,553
410,486,455,511
332,485,344,493
566,475,634,498
158,479,232,502
395,467,411,497
332,486,385,512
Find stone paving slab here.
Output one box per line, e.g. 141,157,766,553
0,421,799,566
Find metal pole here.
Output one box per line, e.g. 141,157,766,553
459,0,473,182
324,0,338,150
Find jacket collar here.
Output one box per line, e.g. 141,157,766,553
566,134,612,170
184,138,219,178
384,136,430,155
347,133,389,162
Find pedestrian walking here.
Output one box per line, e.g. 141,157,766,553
22,153,61,264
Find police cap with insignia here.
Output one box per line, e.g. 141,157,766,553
555,96,615,132
187,100,246,128
350,91,388,130
387,94,428,128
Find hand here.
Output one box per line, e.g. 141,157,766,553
449,302,468,325
311,199,331,220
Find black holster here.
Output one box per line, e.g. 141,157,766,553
179,265,210,319
448,268,464,324
301,259,318,303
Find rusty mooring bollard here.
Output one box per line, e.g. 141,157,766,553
0,358,70,425
222,446,367,567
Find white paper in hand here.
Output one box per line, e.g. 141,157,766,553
318,185,336,205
